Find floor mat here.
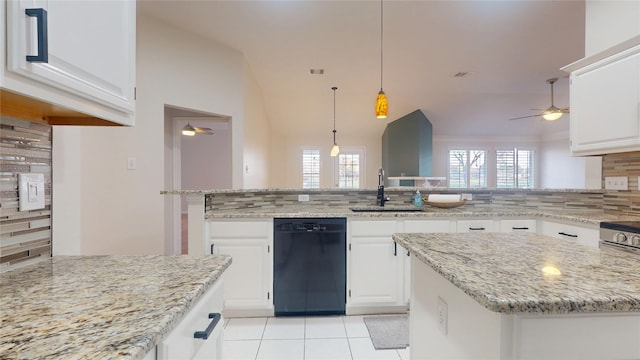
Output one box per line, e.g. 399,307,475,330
363,314,409,350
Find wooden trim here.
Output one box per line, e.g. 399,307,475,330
1,89,121,126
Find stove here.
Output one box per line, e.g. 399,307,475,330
599,221,640,254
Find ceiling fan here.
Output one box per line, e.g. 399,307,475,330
181,123,214,136
509,78,570,121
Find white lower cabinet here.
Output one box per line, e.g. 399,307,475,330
541,220,600,248
157,279,224,360
500,219,537,233
208,220,273,317
348,219,406,314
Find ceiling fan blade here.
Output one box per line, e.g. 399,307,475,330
508,114,543,120
560,108,570,113
194,127,214,135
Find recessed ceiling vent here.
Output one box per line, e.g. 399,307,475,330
454,72,469,77
309,69,325,75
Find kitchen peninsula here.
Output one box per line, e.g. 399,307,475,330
393,232,640,360
0,255,231,360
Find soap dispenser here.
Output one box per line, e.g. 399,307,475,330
413,190,423,207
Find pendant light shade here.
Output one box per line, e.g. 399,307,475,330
375,0,388,119
182,123,196,136
376,90,388,119
331,86,340,157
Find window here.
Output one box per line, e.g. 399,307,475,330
337,153,360,188
334,146,365,189
302,150,320,189
448,149,487,188
496,149,535,189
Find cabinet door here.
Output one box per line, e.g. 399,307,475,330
570,47,640,155
500,219,537,233
541,221,599,248
5,0,135,118
214,239,271,309
457,219,495,233
349,236,403,306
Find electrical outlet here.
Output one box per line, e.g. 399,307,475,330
298,194,310,202
437,296,448,335
461,193,472,201
604,176,628,190
637,176,640,191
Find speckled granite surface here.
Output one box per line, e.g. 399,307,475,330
0,255,232,360
203,205,636,225
393,232,640,314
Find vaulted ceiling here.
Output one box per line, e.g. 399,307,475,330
138,0,585,139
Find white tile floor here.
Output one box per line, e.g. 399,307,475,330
222,316,410,360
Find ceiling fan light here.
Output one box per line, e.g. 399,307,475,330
330,144,340,157
542,111,563,121
376,90,388,119
182,123,196,136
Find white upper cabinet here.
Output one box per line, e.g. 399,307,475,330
2,0,135,125
563,38,640,156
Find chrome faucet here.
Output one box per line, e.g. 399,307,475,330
377,168,389,206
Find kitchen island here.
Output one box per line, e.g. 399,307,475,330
0,255,231,360
393,232,640,360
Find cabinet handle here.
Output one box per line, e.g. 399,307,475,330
393,241,397,256
558,232,578,238
193,313,221,340
25,8,48,63
512,227,529,230
210,243,215,255
469,227,485,231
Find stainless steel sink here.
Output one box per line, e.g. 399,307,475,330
350,207,424,213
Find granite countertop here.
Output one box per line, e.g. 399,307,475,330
393,232,640,315
0,255,232,360
204,205,635,226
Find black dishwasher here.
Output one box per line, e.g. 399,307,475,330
273,218,346,316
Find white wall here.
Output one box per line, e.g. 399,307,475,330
538,137,587,189
585,0,640,56
53,14,252,255
269,132,382,189
242,61,271,189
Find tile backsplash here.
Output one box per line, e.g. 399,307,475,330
602,152,640,215
0,116,52,272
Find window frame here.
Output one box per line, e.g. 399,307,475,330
301,148,321,189
495,147,536,189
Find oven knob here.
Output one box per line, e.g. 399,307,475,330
631,235,640,246
615,232,628,244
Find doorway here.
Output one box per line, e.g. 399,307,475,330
164,105,232,255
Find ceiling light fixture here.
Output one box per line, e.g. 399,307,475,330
182,123,196,136
375,0,388,119
542,78,563,121
330,86,340,157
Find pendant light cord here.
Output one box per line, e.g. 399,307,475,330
332,86,337,144
380,0,384,91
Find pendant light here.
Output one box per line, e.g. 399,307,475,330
375,0,388,119
330,86,340,157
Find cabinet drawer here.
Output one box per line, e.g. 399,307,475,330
457,219,495,233
350,220,397,236
541,221,599,248
500,219,537,233
209,220,271,238
158,279,224,360
403,220,454,233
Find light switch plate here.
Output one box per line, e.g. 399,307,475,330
18,173,45,211
298,194,310,202
604,176,628,190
